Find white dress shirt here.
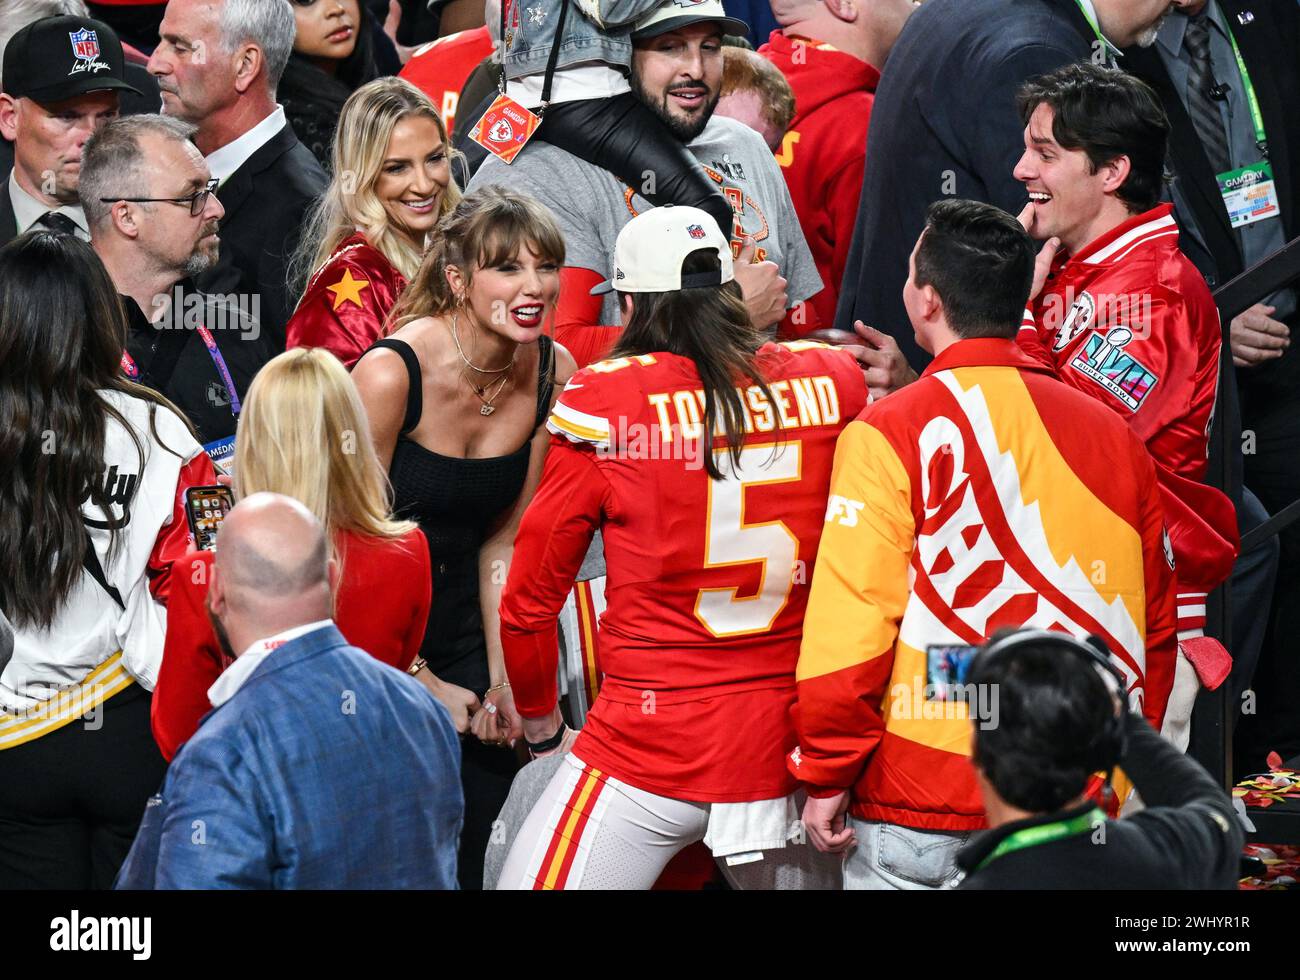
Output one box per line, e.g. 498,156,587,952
205,105,288,185
207,618,334,708
8,171,90,240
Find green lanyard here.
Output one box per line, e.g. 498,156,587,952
1222,23,1268,154
975,807,1105,872
1071,2,1270,156
1072,0,1107,49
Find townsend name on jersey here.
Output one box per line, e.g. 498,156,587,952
645,374,843,442
554,374,845,469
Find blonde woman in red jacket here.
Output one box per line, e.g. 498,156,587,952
286,77,460,368
150,348,432,761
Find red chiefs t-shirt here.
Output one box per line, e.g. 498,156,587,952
500,341,868,801
399,25,493,136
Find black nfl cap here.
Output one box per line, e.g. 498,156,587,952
2,15,141,102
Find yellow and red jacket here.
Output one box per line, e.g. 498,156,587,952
790,339,1178,832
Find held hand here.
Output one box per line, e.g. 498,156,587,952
802,790,856,854
472,685,525,747
417,670,481,735
1230,303,1290,367
1016,204,1060,304
733,236,788,330
852,321,919,400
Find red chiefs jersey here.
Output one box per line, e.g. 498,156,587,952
500,341,868,802
285,233,407,368
399,26,494,136
759,31,879,336
1020,204,1238,637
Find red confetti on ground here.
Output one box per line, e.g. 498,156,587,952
1240,844,1300,890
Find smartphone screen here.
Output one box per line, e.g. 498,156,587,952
185,485,234,551
925,644,981,702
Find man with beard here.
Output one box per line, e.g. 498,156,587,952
468,0,821,368
81,114,273,472
116,493,463,890
833,0,1191,375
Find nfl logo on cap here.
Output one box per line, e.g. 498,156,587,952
69,28,100,61
687,224,705,240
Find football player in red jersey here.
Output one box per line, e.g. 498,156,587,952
494,206,867,889
1013,63,1237,750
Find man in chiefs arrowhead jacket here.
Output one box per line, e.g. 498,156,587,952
1013,64,1238,749
792,200,1178,890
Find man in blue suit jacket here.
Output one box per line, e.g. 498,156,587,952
118,493,462,889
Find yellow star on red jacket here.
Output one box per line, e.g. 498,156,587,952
326,269,370,311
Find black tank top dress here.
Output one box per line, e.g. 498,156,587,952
368,335,555,696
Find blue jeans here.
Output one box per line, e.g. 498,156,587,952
843,819,970,890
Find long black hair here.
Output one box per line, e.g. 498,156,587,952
0,232,189,629
610,249,778,480
279,2,382,170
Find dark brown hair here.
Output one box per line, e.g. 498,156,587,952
1017,62,1170,213
0,231,192,628
610,248,777,480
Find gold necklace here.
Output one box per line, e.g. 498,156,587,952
466,370,511,416
450,312,514,375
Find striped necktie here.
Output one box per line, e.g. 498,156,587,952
1184,14,1232,176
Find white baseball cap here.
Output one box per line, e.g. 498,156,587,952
632,0,750,39
590,206,736,295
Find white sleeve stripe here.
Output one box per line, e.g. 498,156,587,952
551,400,610,436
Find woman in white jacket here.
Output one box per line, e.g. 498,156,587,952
0,231,216,888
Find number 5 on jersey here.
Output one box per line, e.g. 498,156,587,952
695,443,802,637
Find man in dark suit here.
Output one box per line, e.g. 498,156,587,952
1125,1,1300,769
0,14,140,246
833,0,1188,372
117,494,463,889
146,0,326,351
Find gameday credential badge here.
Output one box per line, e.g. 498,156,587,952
1067,326,1159,412
468,94,541,165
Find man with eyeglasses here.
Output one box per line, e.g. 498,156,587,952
81,114,273,471
0,14,140,246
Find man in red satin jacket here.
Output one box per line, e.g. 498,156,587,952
1013,63,1237,748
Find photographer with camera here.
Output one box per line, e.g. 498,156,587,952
957,629,1244,889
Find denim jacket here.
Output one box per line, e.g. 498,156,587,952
488,0,666,79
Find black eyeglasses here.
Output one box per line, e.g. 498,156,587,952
100,178,219,217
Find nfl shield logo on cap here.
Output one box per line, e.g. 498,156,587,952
69,28,100,61
687,224,705,240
